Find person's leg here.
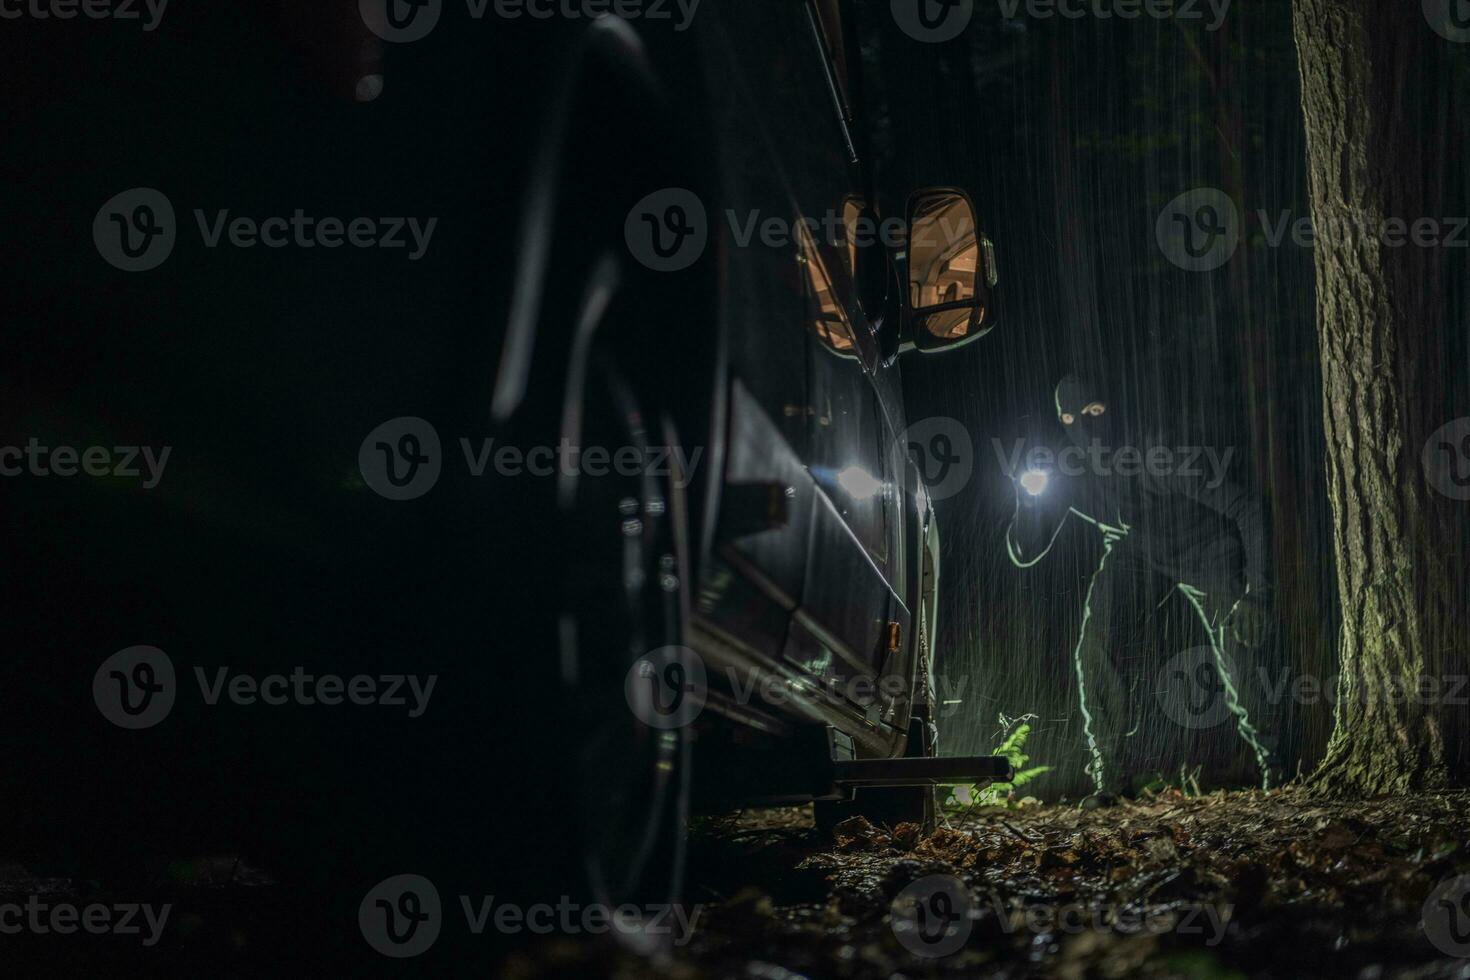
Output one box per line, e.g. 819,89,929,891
1073,536,1121,794
1176,584,1281,788
1073,533,1160,795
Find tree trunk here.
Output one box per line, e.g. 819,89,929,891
1291,0,1465,794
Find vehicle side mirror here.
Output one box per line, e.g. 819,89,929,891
903,188,997,352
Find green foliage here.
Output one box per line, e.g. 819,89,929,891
942,713,1052,810
1160,951,1248,980
1138,763,1206,798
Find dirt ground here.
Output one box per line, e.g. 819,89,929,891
3,788,1467,976
506,788,1470,980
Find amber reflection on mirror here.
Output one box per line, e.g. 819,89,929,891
798,218,856,353
908,195,978,310
918,306,977,341
841,197,862,285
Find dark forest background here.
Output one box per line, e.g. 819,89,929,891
856,0,1367,796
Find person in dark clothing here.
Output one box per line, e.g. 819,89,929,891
1006,371,1283,796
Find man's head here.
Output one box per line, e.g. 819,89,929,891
1055,372,1110,447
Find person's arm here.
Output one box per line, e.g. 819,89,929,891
1173,471,1270,594
1005,468,1071,568
1165,460,1273,646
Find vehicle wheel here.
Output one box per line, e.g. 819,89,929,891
557,253,695,951
490,20,715,935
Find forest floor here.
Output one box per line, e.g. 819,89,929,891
506,788,1470,980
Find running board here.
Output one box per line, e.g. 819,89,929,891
832,755,1013,788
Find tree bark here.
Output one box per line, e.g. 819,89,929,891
1291,0,1464,794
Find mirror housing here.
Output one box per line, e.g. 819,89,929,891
901,188,997,353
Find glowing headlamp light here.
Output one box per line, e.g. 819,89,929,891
1019,468,1050,497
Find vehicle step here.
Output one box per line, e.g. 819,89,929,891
832,755,1012,787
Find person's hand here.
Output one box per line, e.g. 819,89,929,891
1229,587,1271,648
